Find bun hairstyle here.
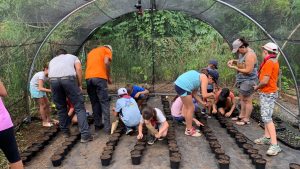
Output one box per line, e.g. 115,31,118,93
239,37,249,47
142,106,157,121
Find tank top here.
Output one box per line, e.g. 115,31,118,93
236,48,258,83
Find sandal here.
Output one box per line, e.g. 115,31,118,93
42,122,53,127
236,120,250,126
231,116,242,121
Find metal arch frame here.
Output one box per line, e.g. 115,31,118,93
26,0,97,114
215,0,300,121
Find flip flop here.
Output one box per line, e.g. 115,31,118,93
236,120,250,126
231,116,242,121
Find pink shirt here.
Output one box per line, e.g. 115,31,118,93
171,97,183,117
0,97,13,131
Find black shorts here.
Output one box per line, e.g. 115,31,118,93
174,85,191,96
0,127,21,163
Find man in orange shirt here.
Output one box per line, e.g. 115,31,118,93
85,45,112,134
253,42,281,156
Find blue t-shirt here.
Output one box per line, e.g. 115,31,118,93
130,85,145,99
115,97,141,127
174,70,201,92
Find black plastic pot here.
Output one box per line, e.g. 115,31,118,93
217,154,230,161
214,148,225,158
169,147,179,156
250,154,262,165
242,143,253,154
247,148,259,158
112,133,121,138
54,149,66,157
168,143,178,148
61,145,69,155
255,158,266,169
168,139,177,145
62,141,73,150
289,163,300,169
131,154,142,165
225,122,233,128
229,129,238,138
171,152,181,159
101,154,111,166
109,136,119,146
66,136,77,144
104,145,114,151
218,159,230,169
207,136,218,142
130,150,141,156
134,145,145,152
102,150,113,156
170,156,180,169
210,143,221,153
27,146,39,157
51,155,63,167
237,138,247,148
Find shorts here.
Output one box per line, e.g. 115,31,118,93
259,92,278,123
175,85,191,97
30,85,46,98
0,127,21,163
173,116,185,123
237,80,256,97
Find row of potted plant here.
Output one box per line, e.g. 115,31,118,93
21,127,60,165
50,130,81,167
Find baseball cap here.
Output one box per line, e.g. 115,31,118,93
231,39,243,53
104,45,112,51
209,60,218,69
207,68,219,84
117,88,127,96
262,42,278,54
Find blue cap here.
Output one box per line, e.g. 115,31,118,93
209,60,218,69
207,68,219,83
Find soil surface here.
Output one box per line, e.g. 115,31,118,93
23,96,300,169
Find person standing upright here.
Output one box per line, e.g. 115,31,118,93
227,38,258,125
49,49,92,143
254,42,281,155
85,45,112,134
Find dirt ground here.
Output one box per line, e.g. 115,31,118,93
22,96,300,169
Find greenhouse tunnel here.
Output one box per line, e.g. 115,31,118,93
22,0,300,124
1,0,300,168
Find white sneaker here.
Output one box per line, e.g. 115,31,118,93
266,144,281,156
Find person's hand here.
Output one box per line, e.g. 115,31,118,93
225,112,232,117
134,92,141,98
155,133,161,139
108,77,112,84
137,133,143,140
253,85,258,91
195,120,204,127
227,60,233,67
79,86,83,92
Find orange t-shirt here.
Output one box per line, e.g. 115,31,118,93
85,46,112,80
259,60,279,93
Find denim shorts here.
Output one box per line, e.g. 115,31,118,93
30,85,46,98
259,92,278,123
174,85,191,97
237,80,256,97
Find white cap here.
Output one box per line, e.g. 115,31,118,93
103,45,112,51
262,42,278,54
117,88,127,96
232,39,243,53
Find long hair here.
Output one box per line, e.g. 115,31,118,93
218,88,230,103
142,106,157,121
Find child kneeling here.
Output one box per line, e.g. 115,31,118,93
215,88,236,117
137,106,169,145
113,88,141,135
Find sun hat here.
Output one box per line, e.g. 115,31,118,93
231,39,243,53
103,45,112,51
117,88,127,96
262,42,279,54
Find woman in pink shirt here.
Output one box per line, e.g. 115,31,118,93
0,79,24,169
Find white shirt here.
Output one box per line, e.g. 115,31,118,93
48,54,80,78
